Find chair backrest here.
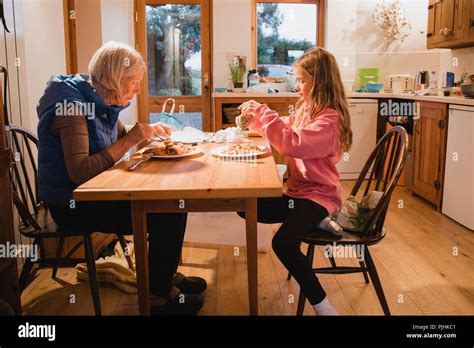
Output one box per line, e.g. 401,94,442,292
350,125,408,235
4,124,43,231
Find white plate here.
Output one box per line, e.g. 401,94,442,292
150,147,203,159
170,128,213,144
210,145,267,159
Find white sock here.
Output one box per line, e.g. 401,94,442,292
313,297,338,316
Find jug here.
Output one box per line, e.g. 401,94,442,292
416,71,429,90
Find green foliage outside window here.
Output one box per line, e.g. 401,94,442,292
257,3,314,66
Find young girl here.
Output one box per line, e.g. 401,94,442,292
236,47,352,315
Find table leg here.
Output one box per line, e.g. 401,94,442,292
245,198,258,315
131,201,150,315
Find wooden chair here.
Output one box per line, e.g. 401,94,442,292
5,124,135,315
292,125,408,316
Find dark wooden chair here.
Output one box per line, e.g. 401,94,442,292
292,125,408,316
5,124,135,315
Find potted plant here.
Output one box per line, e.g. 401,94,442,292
229,62,247,92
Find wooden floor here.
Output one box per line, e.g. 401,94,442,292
21,182,474,315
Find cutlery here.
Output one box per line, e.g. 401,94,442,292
153,135,198,146
153,134,171,142
127,154,152,171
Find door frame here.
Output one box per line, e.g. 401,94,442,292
63,0,78,74
134,0,213,131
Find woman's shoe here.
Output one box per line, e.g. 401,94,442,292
150,287,204,315
172,272,207,295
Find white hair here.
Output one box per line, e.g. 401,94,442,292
88,41,146,103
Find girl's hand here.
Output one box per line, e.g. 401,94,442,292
150,122,172,138
238,100,262,117
235,114,253,128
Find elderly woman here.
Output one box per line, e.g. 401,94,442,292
36,41,205,315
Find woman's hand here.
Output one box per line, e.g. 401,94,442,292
150,122,172,138
128,123,156,143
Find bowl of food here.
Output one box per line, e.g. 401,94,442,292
365,83,384,93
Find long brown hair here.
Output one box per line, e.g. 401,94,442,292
292,47,352,154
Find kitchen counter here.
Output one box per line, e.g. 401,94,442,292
212,91,474,107
213,92,299,98
348,92,474,107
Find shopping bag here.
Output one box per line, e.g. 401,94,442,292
152,98,184,131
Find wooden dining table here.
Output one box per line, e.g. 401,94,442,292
73,139,282,315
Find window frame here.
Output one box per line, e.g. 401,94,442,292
251,0,326,69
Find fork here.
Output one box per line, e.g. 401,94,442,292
127,154,152,171
153,135,197,146
240,116,246,132
154,134,179,144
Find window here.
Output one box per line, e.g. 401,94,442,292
135,0,212,131
146,4,202,97
251,0,325,78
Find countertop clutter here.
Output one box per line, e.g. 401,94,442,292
212,91,474,107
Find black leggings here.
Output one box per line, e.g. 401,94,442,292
238,194,329,305
49,201,187,296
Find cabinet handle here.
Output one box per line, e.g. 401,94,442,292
433,180,441,191
437,119,445,129
427,32,433,38
471,19,474,27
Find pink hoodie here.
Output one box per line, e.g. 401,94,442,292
249,104,342,214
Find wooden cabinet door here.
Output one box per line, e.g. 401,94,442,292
470,0,474,39
412,102,447,208
428,0,474,48
446,0,468,41
427,0,450,45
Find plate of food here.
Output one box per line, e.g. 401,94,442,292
210,143,268,158
144,139,202,159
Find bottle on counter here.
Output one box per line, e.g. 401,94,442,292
429,70,438,90
247,69,256,87
248,70,260,87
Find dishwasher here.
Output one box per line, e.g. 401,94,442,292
442,105,474,230
337,99,378,179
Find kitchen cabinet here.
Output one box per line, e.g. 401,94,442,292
0,86,21,315
427,0,474,49
412,101,448,211
470,0,474,39
213,95,298,130
213,94,298,165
